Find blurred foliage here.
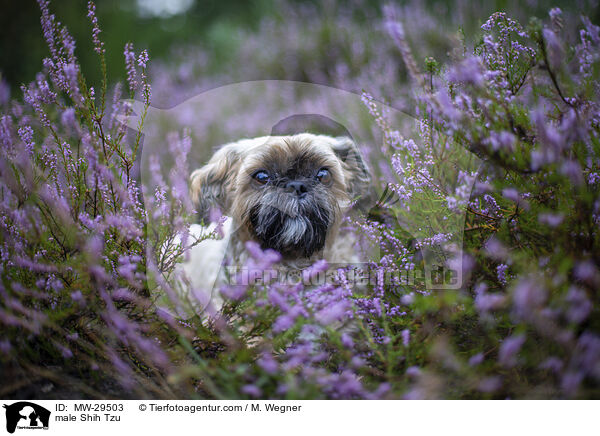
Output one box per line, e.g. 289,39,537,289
1,0,599,97
0,0,273,92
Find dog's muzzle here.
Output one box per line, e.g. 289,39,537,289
249,197,330,258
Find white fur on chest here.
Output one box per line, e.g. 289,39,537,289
172,217,362,317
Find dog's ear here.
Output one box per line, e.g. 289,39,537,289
330,136,373,210
190,144,239,222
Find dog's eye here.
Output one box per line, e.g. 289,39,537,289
316,168,331,184
253,170,270,184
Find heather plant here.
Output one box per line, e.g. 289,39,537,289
378,7,600,398
0,0,599,400
0,0,175,397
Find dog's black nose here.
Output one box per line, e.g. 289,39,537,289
285,180,308,197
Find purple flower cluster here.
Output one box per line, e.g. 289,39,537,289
380,4,600,398
87,1,105,54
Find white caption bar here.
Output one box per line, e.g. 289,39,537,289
0,400,597,436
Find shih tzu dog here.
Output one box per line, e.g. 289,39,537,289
175,132,371,312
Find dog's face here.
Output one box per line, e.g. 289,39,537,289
190,134,370,259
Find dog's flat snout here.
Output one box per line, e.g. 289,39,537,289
285,180,308,197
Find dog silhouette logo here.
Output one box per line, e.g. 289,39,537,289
3,402,50,433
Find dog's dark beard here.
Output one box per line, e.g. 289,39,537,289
249,200,331,258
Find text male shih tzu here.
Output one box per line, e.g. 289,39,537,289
176,133,371,312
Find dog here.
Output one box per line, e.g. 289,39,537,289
173,133,372,314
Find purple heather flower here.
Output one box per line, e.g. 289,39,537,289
565,286,592,324
539,357,564,373
483,237,509,261
340,333,354,348
17,125,35,155
400,292,415,305
512,278,547,318
435,89,461,121
208,207,222,224
117,255,141,282
469,353,484,367
482,194,500,215
574,260,598,283
38,0,58,58
315,300,350,325
57,344,73,359
382,6,406,51
447,57,484,86
266,288,289,311
405,366,421,377
446,253,475,277
560,160,584,185
111,288,136,302
475,286,505,313
543,28,563,70
575,333,600,380
549,8,562,27
350,356,366,369
0,339,11,355
401,329,410,347
478,376,502,393
501,188,520,202
245,241,281,265
538,212,564,228
124,42,137,92
488,131,516,151
365,383,391,400
219,284,248,301
272,309,299,333
60,107,76,127
241,384,262,398
70,290,84,303
87,2,104,54
108,351,135,390
576,17,600,78
0,77,10,105
302,259,329,283
257,353,278,374
496,263,508,285
498,334,525,367
0,115,12,149
561,372,583,396
137,50,149,68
